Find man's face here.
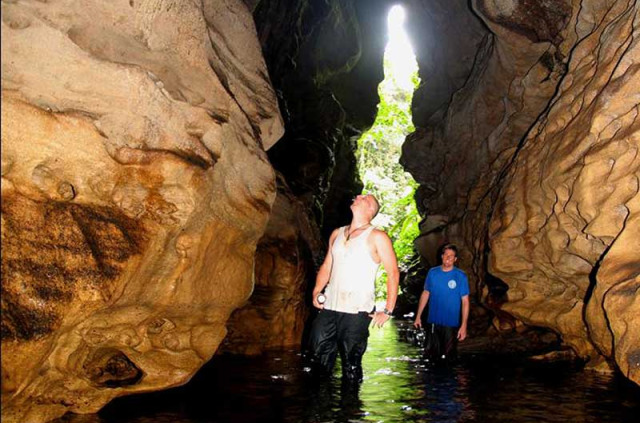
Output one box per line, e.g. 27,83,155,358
441,249,457,267
351,194,376,215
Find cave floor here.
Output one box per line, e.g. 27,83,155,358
55,320,639,423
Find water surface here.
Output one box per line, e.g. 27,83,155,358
57,320,640,423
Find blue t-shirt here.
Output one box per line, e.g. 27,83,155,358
424,266,469,327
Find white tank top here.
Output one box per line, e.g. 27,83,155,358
324,225,380,313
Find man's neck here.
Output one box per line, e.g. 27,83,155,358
441,264,454,272
349,216,370,230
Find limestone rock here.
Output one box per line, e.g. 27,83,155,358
1,1,283,422
488,0,640,381
221,175,323,355
402,0,640,385
405,0,488,126
254,0,385,236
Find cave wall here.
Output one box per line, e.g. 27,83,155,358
1,1,282,422
402,0,639,383
488,0,640,380
405,0,489,126
220,173,322,355
251,0,394,237
1,0,399,419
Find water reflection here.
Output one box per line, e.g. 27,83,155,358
358,323,473,422
55,320,640,423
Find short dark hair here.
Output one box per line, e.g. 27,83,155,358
441,243,458,257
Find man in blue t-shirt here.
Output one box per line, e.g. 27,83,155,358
413,244,469,360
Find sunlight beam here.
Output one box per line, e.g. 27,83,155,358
385,5,419,91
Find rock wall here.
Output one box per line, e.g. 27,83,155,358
253,0,393,238
405,0,489,126
403,0,639,384
1,1,283,422
220,174,322,355
489,0,640,381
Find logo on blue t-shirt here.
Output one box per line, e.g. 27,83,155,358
447,280,457,289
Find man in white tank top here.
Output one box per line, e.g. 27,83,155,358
307,194,399,382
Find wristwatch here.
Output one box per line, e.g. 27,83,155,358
383,308,393,316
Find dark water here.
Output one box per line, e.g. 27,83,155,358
58,321,639,423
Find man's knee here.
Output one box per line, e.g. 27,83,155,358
339,317,369,358
341,363,364,383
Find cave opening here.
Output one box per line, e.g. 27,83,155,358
357,4,421,300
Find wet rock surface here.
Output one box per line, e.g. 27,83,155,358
402,0,640,384
1,1,282,422
220,175,322,354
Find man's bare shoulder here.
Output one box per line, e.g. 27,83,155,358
370,228,392,241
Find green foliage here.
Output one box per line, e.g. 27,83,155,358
389,184,421,265
373,184,421,300
357,47,421,301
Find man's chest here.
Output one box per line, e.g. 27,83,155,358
432,276,460,298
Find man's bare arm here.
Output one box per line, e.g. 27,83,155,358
457,295,470,340
371,230,399,327
413,290,430,328
311,229,338,309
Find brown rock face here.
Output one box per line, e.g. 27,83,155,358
405,0,488,125
403,0,639,384
221,175,323,355
1,1,283,422
489,0,640,379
